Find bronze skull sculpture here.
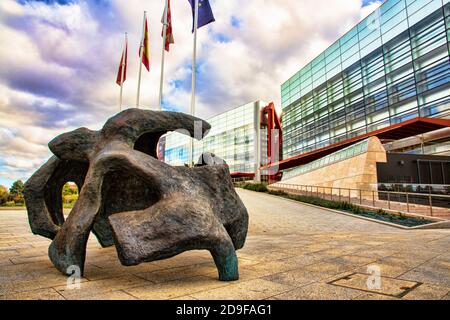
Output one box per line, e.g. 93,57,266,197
24,109,249,281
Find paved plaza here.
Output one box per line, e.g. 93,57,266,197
0,189,449,300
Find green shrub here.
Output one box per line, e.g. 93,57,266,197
63,194,78,204
4,201,16,207
241,183,268,193
268,190,288,197
266,190,394,218
63,203,76,209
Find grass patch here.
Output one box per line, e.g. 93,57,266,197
241,184,435,228
63,203,76,209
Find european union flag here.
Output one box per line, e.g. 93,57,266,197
188,0,215,32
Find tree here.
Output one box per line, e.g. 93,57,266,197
0,185,9,206
62,183,78,196
62,182,79,206
9,180,24,205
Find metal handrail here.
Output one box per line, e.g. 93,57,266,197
269,183,450,217
270,183,450,199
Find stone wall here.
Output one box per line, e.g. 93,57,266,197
281,137,387,197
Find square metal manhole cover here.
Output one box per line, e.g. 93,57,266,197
328,273,422,298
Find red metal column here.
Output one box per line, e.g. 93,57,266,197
260,102,283,184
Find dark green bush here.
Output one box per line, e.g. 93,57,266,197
268,190,361,213
241,183,268,193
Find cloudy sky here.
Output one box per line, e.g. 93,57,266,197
0,0,382,188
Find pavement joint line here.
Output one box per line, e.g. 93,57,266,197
127,278,231,300
261,272,319,287
246,256,321,272
394,251,448,282
256,284,301,301
118,289,140,300
121,289,141,300
54,287,67,300
265,274,355,300
56,278,153,300
425,235,450,245
444,289,450,298
129,272,159,284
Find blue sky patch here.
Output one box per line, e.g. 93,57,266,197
18,0,75,5
231,16,241,28
215,33,231,43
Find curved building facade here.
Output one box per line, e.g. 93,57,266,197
281,0,450,160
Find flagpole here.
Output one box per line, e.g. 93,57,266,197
119,32,127,112
159,0,169,111
189,0,199,167
136,11,146,109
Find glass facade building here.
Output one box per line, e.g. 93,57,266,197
164,101,267,176
281,0,450,160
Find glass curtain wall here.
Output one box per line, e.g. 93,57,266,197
282,139,370,180
164,102,259,174
282,0,450,160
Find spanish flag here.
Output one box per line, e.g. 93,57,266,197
140,17,150,71
162,0,175,52
116,35,128,86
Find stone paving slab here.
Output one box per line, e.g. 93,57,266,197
125,276,231,300
328,273,420,298
271,282,363,300
0,189,449,300
189,278,294,300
